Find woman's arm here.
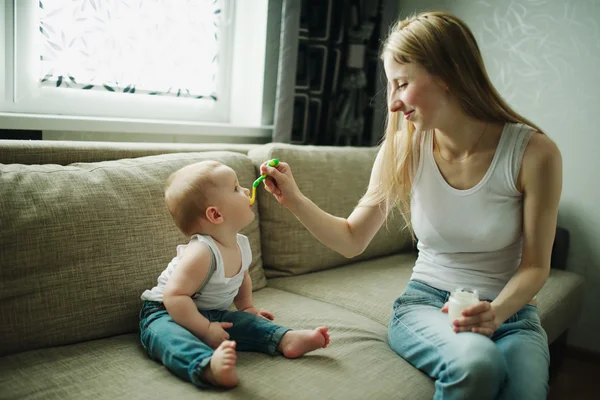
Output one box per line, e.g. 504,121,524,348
491,133,563,324
455,133,563,336
261,150,389,258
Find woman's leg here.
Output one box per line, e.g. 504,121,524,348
139,301,215,388
494,305,550,400
388,281,507,400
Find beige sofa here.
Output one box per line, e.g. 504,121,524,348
0,139,584,399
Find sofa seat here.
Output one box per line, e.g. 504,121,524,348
267,254,585,343
0,288,434,400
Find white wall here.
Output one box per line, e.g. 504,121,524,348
397,0,600,352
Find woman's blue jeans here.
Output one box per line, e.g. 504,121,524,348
139,301,291,388
388,280,549,400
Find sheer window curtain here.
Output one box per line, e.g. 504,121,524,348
39,0,221,99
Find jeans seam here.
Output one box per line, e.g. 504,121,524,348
393,313,441,356
391,313,448,381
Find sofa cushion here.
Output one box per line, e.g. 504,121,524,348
268,255,585,343
248,144,413,277
268,253,417,326
0,288,435,400
535,269,586,343
0,151,266,357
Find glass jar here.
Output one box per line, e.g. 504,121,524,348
448,288,479,326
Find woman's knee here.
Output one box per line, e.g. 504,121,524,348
446,336,507,391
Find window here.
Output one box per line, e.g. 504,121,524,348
0,0,272,138
39,0,221,100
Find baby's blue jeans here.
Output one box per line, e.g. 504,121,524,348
139,300,290,388
388,280,549,400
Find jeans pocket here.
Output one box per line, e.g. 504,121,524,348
518,305,544,331
502,305,544,334
393,293,431,308
391,294,444,327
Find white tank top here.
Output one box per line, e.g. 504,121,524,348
410,123,534,300
141,233,252,310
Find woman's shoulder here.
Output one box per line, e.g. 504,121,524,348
518,128,562,191
523,129,561,166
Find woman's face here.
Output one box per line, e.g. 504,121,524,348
383,53,448,131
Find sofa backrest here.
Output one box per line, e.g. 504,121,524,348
248,144,413,278
0,139,256,165
0,150,266,356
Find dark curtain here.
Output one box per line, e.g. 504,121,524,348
291,0,384,146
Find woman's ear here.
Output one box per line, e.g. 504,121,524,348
205,206,223,224
438,78,449,92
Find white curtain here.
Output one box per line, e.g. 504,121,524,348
38,0,221,99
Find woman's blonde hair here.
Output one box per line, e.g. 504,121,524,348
360,11,543,234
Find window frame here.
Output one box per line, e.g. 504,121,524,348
0,0,273,139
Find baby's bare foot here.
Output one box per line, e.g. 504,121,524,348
279,326,330,359
203,340,238,388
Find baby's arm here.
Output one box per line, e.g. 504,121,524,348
234,271,274,320
233,271,254,311
163,242,232,344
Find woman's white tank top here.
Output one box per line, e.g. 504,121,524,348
410,123,534,300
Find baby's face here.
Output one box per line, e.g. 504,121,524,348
210,166,255,229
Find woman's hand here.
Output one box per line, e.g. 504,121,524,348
441,301,501,337
260,161,301,209
243,306,274,321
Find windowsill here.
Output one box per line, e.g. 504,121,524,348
0,112,273,138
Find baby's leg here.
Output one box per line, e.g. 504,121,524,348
203,341,239,388
277,326,330,359
140,304,238,388
217,310,329,357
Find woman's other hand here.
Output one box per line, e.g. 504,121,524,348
442,301,501,337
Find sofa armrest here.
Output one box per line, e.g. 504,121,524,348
550,226,570,271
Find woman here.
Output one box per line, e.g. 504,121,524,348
261,10,561,400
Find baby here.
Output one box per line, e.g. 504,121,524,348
139,160,330,389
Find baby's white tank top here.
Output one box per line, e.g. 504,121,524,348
141,233,252,310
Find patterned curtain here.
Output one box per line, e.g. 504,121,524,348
291,0,383,145
38,0,221,100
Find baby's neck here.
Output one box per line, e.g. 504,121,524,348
198,225,240,249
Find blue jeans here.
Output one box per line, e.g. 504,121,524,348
388,280,549,400
139,301,291,388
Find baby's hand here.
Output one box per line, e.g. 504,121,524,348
244,307,274,321
203,322,233,349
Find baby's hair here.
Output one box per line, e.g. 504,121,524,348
164,160,223,236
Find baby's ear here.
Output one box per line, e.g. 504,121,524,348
205,206,223,224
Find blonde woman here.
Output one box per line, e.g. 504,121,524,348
261,11,561,400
